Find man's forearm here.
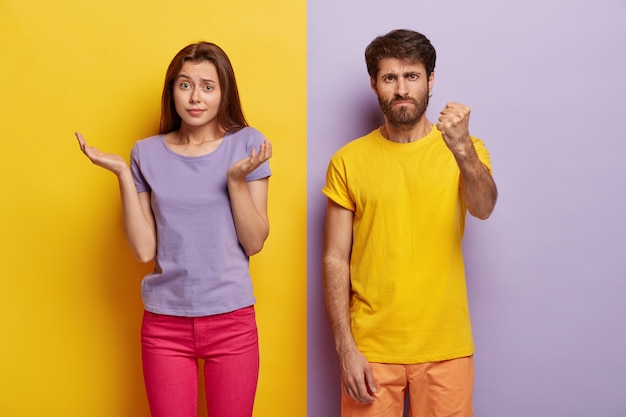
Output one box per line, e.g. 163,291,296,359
455,142,498,219
323,258,356,353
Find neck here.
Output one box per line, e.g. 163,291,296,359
381,117,433,143
176,123,226,145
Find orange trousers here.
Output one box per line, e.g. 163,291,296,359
341,356,474,417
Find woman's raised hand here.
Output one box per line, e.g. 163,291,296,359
75,132,129,176
227,140,272,182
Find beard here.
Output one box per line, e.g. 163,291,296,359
378,91,429,129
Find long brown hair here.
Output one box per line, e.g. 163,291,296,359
159,42,248,134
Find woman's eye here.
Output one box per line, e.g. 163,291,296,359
204,85,213,91
180,82,190,89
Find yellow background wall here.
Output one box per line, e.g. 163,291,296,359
0,0,306,416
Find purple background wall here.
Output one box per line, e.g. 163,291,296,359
307,1,626,416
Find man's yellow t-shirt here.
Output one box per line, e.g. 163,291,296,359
322,126,492,364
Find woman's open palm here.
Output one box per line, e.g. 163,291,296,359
227,140,272,182
75,132,128,175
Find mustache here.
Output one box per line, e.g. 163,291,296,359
389,96,419,106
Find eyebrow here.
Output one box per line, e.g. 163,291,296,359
380,71,422,77
176,74,217,84
381,70,422,78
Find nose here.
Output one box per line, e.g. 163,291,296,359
395,78,409,96
189,86,201,103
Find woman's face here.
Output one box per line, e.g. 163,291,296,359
172,60,222,129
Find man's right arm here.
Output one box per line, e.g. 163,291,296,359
323,199,377,404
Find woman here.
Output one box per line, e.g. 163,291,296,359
76,42,272,417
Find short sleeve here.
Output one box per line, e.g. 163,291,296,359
130,144,151,193
322,154,355,212
244,128,272,182
471,137,493,175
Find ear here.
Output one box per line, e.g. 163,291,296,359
428,72,435,94
370,76,378,94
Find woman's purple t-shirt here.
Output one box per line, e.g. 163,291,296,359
130,127,271,317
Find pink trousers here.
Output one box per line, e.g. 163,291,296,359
141,306,259,417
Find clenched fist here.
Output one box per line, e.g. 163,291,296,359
436,102,473,155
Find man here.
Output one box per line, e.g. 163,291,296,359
322,29,497,417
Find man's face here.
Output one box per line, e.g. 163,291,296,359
372,58,434,129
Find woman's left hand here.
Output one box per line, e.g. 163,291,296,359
227,140,272,182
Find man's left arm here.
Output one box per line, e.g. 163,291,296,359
437,102,498,220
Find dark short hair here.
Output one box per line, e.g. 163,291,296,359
159,42,248,134
365,29,436,80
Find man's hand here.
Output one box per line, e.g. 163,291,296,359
436,102,473,156
436,103,498,219
339,346,377,404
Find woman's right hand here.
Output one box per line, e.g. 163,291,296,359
75,132,128,175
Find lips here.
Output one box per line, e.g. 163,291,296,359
392,99,416,106
187,109,205,116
